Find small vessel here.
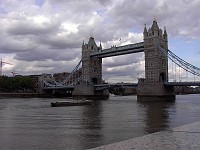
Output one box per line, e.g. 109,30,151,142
51,99,92,107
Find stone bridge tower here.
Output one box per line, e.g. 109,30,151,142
137,20,175,101
144,20,168,83
82,37,102,85
73,37,109,99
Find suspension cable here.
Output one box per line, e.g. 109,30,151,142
159,47,200,78
63,59,82,85
171,59,174,82
175,63,176,82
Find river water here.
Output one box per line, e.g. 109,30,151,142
0,94,200,150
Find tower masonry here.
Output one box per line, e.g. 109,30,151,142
137,20,175,101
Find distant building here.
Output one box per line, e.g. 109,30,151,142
109,86,137,96
29,73,53,92
174,86,200,94
194,86,200,93
53,69,82,85
29,74,42,92
53,72,70,82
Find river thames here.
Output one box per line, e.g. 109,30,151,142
0,94,200,150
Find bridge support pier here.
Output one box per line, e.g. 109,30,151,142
137,80,175,101
72,81,109,100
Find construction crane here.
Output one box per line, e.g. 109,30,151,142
0,58,13,76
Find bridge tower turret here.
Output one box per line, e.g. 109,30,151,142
138,20,175,101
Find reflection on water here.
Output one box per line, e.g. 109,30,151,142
140,101,174,133
80,101,104,148
0,95,200,150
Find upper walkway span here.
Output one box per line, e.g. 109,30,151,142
90,42,144,58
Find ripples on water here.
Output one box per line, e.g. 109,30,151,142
0,94,200,150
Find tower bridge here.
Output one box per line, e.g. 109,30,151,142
42,20,200,101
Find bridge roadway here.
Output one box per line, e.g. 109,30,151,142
43,86,74,90
43,81,200,91
95,82,200,91
164,82,200,86
94,83,138,91
90,42,144,58
43,83,138,90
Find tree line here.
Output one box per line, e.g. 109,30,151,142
0,76,34,92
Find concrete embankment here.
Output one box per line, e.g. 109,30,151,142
89,121,200,150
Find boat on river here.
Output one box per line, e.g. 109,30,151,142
51,99,92,107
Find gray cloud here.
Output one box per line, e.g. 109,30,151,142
0,34,37,53
103,53,143,68
39,34,82,49
14,47,81,62
6,19,59,36
1,0,200,82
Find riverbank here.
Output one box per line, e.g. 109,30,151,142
0,92,54,99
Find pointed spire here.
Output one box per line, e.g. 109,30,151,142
163,26,168,39
164,26,167,35
88,36,95,45
82,39,85,49
143,23,148,38
144,24,147,33
99,41,102,49
88,36,97,49
154,16,156,22
151,19,159,31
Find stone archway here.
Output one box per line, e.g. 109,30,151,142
92,77,98,85
159,72,166,82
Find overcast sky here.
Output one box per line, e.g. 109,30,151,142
1,0,200,83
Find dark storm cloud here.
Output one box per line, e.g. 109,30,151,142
108,0,200,38
96,0,112,5
0,34,37,53
39,34,82,49
7,20,59,36
14,47,81,62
